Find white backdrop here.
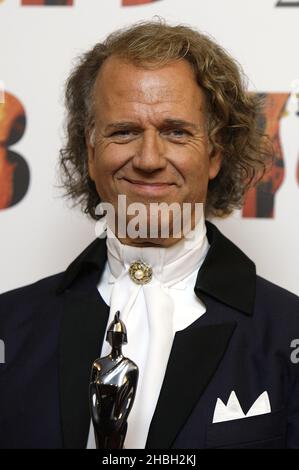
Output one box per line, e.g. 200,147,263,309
0,0,298,296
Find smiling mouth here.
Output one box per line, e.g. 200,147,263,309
122,178,176,195
125,178,173,186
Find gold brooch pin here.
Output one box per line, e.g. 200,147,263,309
129,261,153,285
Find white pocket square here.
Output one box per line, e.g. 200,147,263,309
212,391,271,424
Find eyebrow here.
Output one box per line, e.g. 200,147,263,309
103,118,200,133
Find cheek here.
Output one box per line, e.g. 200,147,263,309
173,152,209,200
92,146,130,201
189,171,209,201
95,143,132,175
174,151,208,181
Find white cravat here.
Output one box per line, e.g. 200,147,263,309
87,217,210,449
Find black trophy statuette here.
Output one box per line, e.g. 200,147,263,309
89,311,139,449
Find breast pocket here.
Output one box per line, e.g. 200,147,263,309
206,408,286,449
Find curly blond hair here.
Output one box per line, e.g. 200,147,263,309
59,19,272,219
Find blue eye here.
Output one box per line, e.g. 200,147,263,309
171,129,186,135
166,129,190,138
112,130,131,136
110,130,139,138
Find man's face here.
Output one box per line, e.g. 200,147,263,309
87,56,222,245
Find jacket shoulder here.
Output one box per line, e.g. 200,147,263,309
0,236,103,306
0,273,65,337
0,272,65,305
0,236,104,333
255,275,299,322
256,275,298,304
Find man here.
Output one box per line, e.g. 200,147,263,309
0,20,298,449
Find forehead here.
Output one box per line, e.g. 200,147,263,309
93,56,206,120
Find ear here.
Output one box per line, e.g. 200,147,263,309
208,151,223,180
85,128,96,181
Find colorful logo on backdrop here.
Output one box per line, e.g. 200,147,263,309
0,91,30,210
21,0,73,5
243,93,299,218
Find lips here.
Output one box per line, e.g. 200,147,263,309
124,178,173,186
122,177,175,196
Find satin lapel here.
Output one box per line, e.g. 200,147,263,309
59,272,109,449
146,297,236,449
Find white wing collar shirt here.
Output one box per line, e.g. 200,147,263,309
87,217,210,449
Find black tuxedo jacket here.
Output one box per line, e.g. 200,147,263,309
0,221,299,449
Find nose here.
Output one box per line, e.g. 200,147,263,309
132,129,167,173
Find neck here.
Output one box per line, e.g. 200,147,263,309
110,347,123,360
114,235,185,248
111,211,203,247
